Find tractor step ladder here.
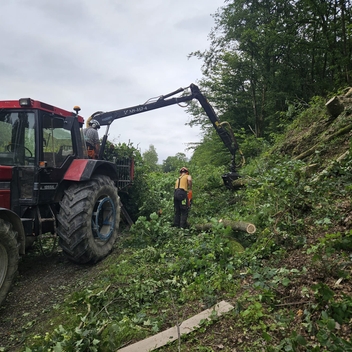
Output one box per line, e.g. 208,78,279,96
36,205,57,256
36,205,57,235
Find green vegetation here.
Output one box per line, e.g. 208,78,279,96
188,0,351,144
162,153,188,173
2,1,352,350
15,94,352,351
142,144,159,172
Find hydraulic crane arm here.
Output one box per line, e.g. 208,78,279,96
93,83,243,189
95,84,238,156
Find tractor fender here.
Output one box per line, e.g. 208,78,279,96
63,159,119,182
0,208,26,255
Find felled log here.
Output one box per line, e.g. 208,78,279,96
294,123,352,161
327,123,352,139
312,150,350,182
301,163,319,176
294,143,319,161
195,220,256,234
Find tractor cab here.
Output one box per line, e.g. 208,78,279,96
0,98,86,169
0,98,87,215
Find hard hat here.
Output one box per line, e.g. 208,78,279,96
89,119,100,129
179,167,189,173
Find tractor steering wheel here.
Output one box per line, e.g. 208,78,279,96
6,143,33,157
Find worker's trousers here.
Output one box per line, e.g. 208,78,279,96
173,199,189,228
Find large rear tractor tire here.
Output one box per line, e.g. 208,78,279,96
57,175,121,263
0,219,19,306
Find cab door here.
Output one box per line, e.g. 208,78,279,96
0,111,37,214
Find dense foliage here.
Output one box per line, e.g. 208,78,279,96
188,0,352,159
14,89,351,352
162,153,188,173
2,1,352,351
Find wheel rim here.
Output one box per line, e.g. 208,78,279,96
92,196,116,241
0,243,8,288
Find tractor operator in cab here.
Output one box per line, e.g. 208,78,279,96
173,167,193,228
83,119,100,159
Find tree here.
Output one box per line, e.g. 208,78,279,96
142,144,159,172
189,0,352,139
162,153,188,173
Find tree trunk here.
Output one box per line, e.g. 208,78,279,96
195,220,256,234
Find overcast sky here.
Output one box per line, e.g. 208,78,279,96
0,0,224,163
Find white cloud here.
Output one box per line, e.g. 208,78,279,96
0,0,224,162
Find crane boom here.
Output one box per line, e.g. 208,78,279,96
92,83,243,189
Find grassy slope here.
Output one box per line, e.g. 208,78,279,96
7,96,352,351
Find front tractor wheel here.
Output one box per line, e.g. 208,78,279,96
0,219,19,306
57,176,121,263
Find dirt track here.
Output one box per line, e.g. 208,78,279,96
0,247,95,351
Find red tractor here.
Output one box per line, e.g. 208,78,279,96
0,84,242,306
